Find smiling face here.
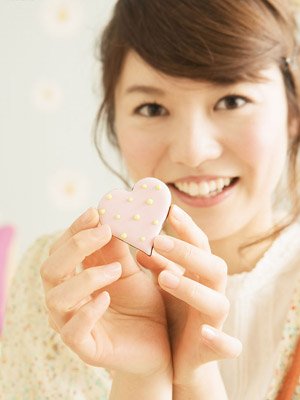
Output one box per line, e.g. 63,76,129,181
114,51,289,241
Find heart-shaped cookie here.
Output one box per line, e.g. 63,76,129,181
98,177,172,255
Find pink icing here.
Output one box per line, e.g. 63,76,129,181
98,177,171,255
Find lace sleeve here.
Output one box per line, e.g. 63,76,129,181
1,234,112,400
266,277,300,399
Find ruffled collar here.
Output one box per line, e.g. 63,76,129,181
226,222,300,297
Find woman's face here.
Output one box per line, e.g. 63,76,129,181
114,51,289,241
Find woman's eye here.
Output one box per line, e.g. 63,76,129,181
215,95,248,110
135,103,167,117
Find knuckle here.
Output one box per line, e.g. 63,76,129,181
40,260,53,283
60,327,77,347
45,290,62,313
182,244,194,263
80,305,96,321
189,282,202,303
69,221,80,237
83,268,97,286
48,234,65,256
70,232,86,252
44,291,55,311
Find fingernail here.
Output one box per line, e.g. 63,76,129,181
101,263,122,278
154,235,174,252
201,325,218,341
159,270,180,289
171,205,185,221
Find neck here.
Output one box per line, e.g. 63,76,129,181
210,233,273,275
210,208,275,275
165,204,276,275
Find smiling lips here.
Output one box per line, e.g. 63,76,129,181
173,177,237,198
168,176,240,208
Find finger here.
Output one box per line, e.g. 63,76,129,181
40,224,112,291
168,205,210,251
158,270,230,323
60,291,111,366
49,207,100,255
87,234,140,277
136,249,185,276
46,262,122,329
201,324,243,360
154,235,227,292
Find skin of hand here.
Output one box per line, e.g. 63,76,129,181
40,207,172,377
137,204,243,386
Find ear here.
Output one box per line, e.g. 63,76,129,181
288,117,299,138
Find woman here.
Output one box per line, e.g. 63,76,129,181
2,1,300,399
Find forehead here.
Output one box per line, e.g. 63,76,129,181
116,51,213,94
116,50,284,96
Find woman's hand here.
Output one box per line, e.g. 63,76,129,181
40,207,171,378
137,205,242,387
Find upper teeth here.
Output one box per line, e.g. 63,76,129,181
174,177,232,197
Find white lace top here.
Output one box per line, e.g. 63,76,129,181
220,222,300,399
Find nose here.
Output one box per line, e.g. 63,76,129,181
168,114,223,168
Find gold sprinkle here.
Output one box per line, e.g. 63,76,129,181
99,208,106,215
127,197,134,202
120,233,127,240
114,214,121,220
133,214,141,221
146,198,154,205
152,220,159,225
106,193,113,200
155,185,161,190
140,236,146,241
141,184,148,189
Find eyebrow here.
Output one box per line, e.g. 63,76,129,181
125,85,166,96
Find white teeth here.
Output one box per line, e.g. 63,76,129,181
174,177,234,198
224,177,231,186
209,180,217,192
198,181,210,196
216,178,225,191
190,182,199,196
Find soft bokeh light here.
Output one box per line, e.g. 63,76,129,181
39,0,84,38
31,79,63,112
47,169,91,211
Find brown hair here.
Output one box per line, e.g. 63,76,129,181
93,0,300,238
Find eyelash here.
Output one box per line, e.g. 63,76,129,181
134,102,167,117
215,94,250,111
134,95,251,117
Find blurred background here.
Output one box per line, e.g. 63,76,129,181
0,0,122,287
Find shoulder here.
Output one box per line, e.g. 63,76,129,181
13,231,62,282
21,231,62,268
3,231,63,326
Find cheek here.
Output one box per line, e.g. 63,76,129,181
117,131,165,178
232,116,287,168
